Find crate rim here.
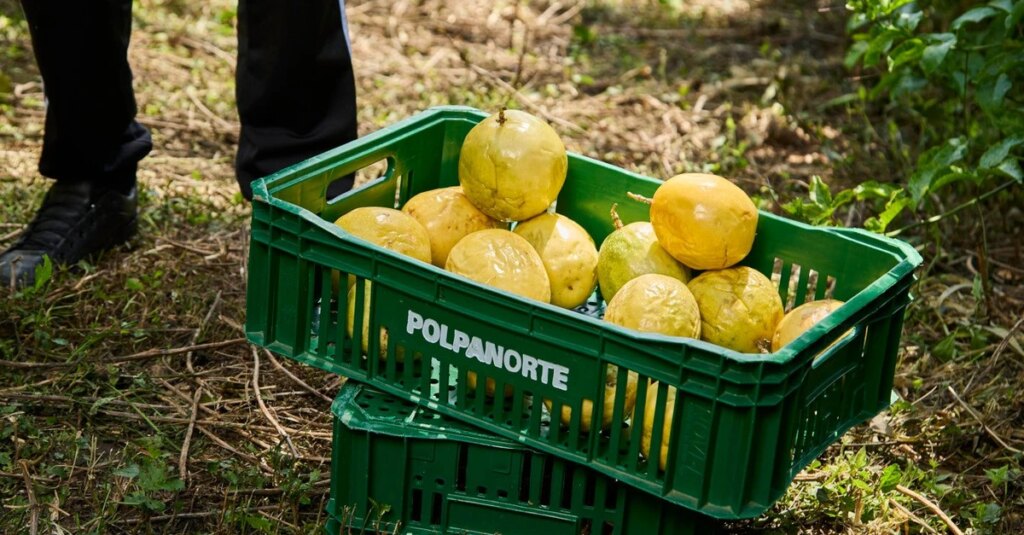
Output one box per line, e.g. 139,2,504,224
248,105,923,368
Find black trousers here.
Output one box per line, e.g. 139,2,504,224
20,0,358,199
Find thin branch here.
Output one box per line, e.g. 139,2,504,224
179,387,202,483
888,498,940,534
264,349,334,405
252,346,299,457
887,180,1018,237
20,461,38,535
947,386,1022,454
187,292,223,374
110,338,247,363
895,484,964,535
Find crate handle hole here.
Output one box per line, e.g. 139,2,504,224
326,156,395,205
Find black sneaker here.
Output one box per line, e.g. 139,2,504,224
0,181,138,290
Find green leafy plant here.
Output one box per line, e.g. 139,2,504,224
847,0,1023,200
786,1,1022,232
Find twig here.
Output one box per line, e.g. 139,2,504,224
184,86,237,132
20,461,38,535
187,292,223,374
888,498,940,534
179,387,202,483
110,338,247,363
793,471,825,482
0,228,21,242
264,349,334,404
252,346,299,457
227,478,330,496
468,63,585,134
946,386,1022,454
887,180,1019,237
895,484,964,535
991,316,1024,366
120,505,282,524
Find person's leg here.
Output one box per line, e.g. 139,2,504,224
235,0,357,200
23,0,151,190
1,0,147,290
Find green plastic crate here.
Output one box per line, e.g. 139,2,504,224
245,106,922,519
325,382,719,535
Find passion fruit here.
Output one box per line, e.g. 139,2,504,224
630,173,758,270
458,109,568,222
597,205,690,302
445,229,551,303
687,266,783,353
333,206,432,289
604,274,701,339
640,383,675,471
557,273,699,434
513,213,598,309
772,299,846,353
402,186,503,267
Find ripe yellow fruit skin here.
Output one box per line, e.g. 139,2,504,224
687,266,783,353
604,274,701,339
513,213,598,309
650,173,758,270
334,207,432,264
402,186,503,268
597,222,690,302
641,384,675,471
565,273,699,435
458,110,568,222
333,207,432,290
772,299,846,353
445,229,551,303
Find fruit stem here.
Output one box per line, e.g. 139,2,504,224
609,203,624,230
498,107,507,126
627,191,653,205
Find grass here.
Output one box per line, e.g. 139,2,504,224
1,0,1022,533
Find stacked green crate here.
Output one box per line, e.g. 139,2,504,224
325,383,719,535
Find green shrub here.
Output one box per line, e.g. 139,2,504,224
786,1,1023,232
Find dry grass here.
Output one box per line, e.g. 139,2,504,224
1,0,1022,533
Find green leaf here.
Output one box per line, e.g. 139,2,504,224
989,0,1014,12
864,29,899,67
122,492,166,512
991,73,1012,106
125,277,144,292
879,464,903,492
985,465,1011,486
896,10,923,31
113,464,140,479
89,396,116,416
244,514,274,532
887,38,924,71
808,176,833,206
997,158,1023,182
979,502,1002,524
864,190,910,233
980,136,1024,168
933,332,958,361
33,254,53,291
844,40,870,69
908,138,968,202
1008,1,1024,29
952,7,998,30
921,35,956,75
